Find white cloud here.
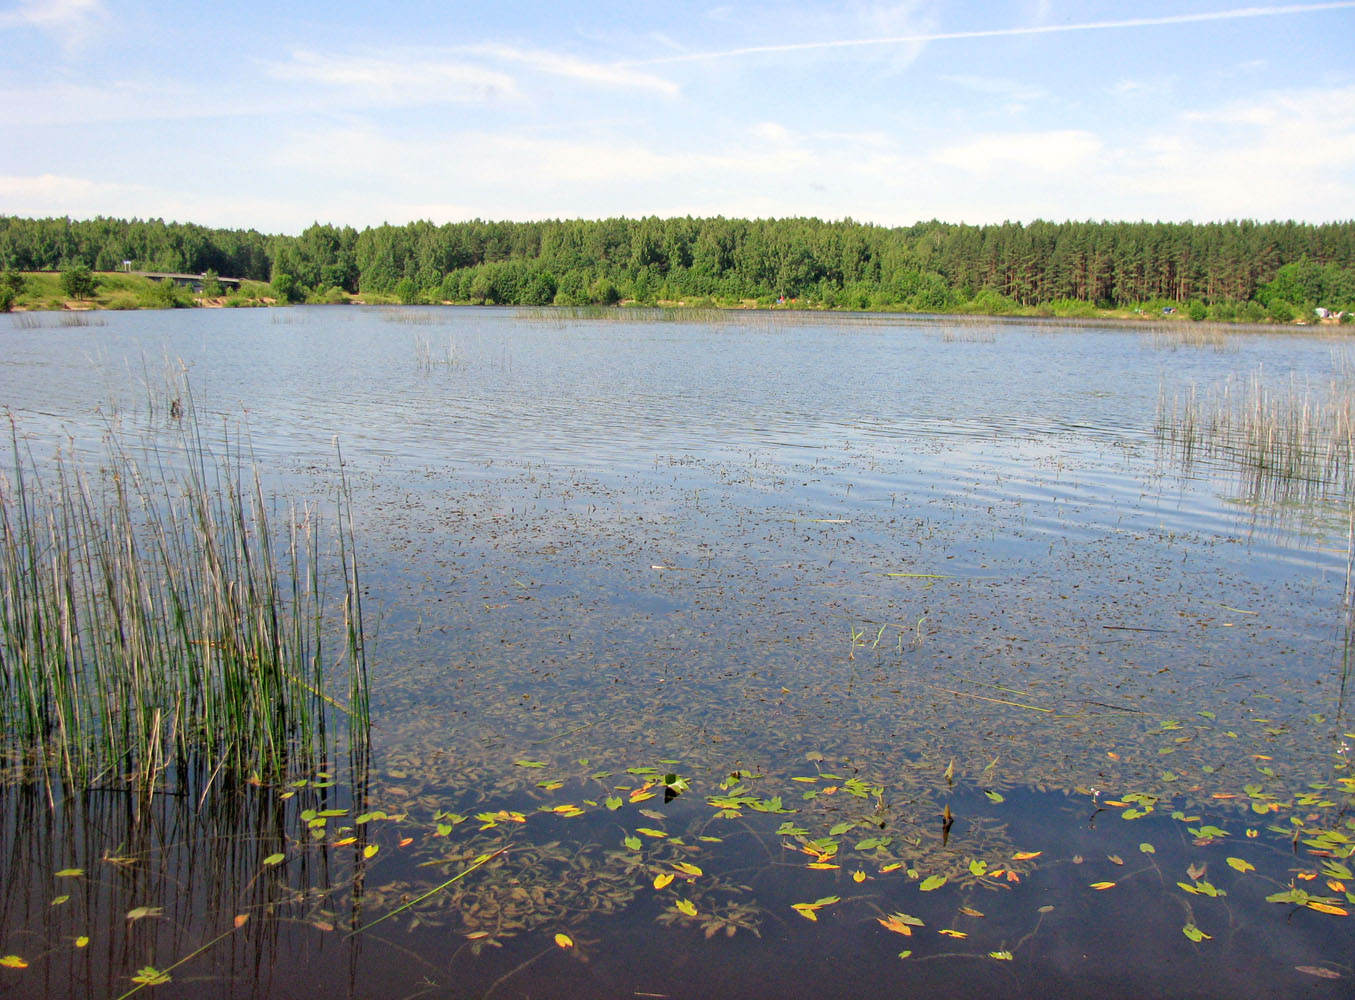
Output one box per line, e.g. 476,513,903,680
931,130,1103,175
466,43,679,96
271,50,518,105
0,0,105,44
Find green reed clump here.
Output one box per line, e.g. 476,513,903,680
1156,367,1355,498
0,408,369,787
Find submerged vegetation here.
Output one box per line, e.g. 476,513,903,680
0,393,368,787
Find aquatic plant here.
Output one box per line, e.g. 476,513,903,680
0,401,368,787
1156,366,1355,499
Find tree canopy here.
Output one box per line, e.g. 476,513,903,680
3,214,1353,316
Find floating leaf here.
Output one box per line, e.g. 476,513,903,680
1089,882,1116,890
675,899,697,917
554,933,574,949
959,906,985,918
852,870,867,884
51,895,69,906
989,950,1014,960
1296,966,1341,979
1182,923,1211,942
877,912,923,936
74,937,89,949
897,950,913,959
1227,857,1255,874
623,836,642,851
262,853,284,867
635,827,667,838
653,873,675,890
984,790,1005,803
919,874,947,892
54,868,84,878
968,859,988,876
673,862,703,877
132,966,171,985
939,928,967,938
1012,851,1042,861
1306,901,1349,916
233,914,249,929
513,760,547,768
363,844,379,860
126,906,163,921
0,956,28,969
1139,843,1156,854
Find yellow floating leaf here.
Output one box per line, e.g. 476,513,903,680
363,844,379,860
792,903,819,921
1306,902,1349,916
852,870,867,883
333,837,357,847
465,931,491,940
1298,872,1318,881
1226,857,1255,874
653,873,675,890
1327,880,1347,893
636,827,667,839
1012,851,1042,861
880,862,903,873
554,933,574,949
939,929,968,938
673,862,703,877
675,898,698,917
0,955,28,969
1090,882,1117,890
807,862,840,870
74,937,89,949
877,914,919,936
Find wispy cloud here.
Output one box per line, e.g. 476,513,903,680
466,43,679,96
0,0,106,49
271,50,518,105
632,3,1355,64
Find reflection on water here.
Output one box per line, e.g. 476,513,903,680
1,307,1352,997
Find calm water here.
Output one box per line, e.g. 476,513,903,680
1,307,1352,998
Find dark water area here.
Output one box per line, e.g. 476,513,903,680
1,307,1353,998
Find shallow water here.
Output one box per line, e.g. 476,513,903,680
1,307,1352,998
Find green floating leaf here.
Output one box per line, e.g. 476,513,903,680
132,965,172,985
1227,857,1255,874
623,835,642,851
984,790,1005,803
1182,923,1211,942
989,950,1014,960
514,760,548,768
919,874,947,892
54,868,84,878
1139,843,1156,854
262,853,285,867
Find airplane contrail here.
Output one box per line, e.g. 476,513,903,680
629,3,1355,65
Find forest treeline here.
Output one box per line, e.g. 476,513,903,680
3,213,1354,319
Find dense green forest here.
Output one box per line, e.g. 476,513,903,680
3,214,1354,320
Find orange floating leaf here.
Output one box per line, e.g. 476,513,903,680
0,955,29,969
1012,851,1042,861
1306,902,1349,916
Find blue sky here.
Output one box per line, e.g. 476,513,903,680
2,0,1353,234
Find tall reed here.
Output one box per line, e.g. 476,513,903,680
1155,367,1355,499
0,400,369,787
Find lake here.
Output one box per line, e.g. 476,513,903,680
1,306,1352,998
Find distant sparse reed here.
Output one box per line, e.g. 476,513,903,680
939,327,997,343
1156,366,1355,498
0,396,368,787
381,308,441,325
415,332,458,372
1144,326,1233,351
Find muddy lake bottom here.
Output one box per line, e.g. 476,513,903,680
1,307,1353,998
